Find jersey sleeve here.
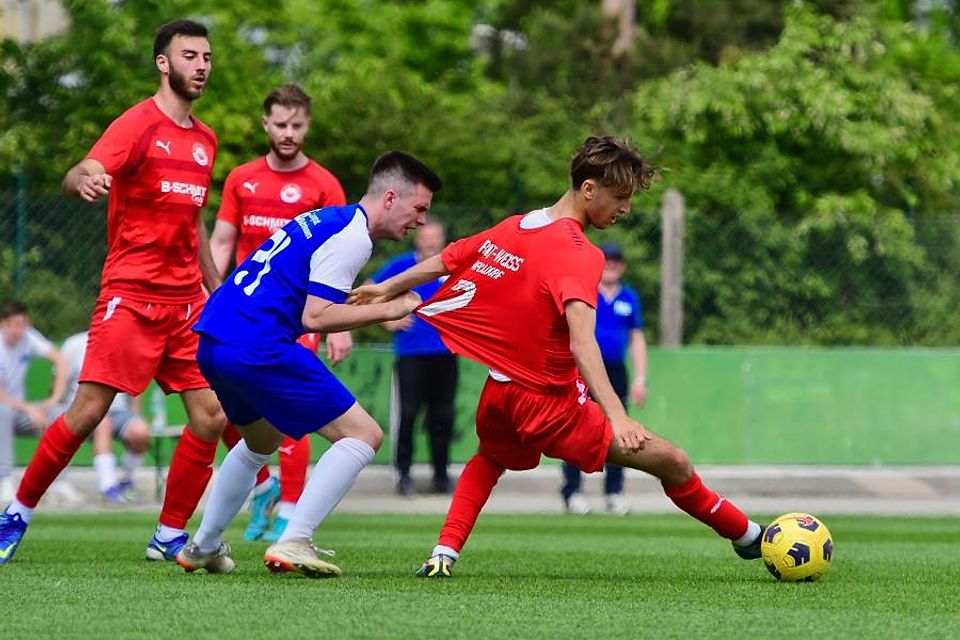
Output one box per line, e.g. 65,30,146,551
307,219,369,303
216,169,243,227
86,113,139,175
440,230,488,273
547,248,604,314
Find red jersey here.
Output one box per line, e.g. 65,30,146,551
417,213,604,391
217,156,346,263
87,98,217,303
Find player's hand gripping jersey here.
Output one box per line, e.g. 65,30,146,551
88,98,218,303
417,214,604,392
193,205,371,346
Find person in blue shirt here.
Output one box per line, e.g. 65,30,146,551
175,151,442,578
372,219,457,496
561,243,647,516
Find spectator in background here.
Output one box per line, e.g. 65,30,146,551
560,243,647,516
59,331,150,504
371,219,457,495
0,301,80,507
209,83,351,543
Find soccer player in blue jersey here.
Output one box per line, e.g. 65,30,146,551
174,151,442,577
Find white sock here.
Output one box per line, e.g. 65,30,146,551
277,501,295,520
277,438,374,544
194,440,270,553
93,453,119,492
431,544,459,561
122,451,143,482
6,499,34,523
734,520,763,547
155,524,185,541
253,474,275,495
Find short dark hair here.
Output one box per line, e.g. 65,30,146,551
570,136,656,194
263,84,312,116
153,19,208,60
368,151,443,195
0,300,28,320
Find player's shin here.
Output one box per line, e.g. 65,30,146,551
662,471,752,540
17,416,86,508
194,440,269,553
276,437,374,544
159,428,218,530
436,453,504,553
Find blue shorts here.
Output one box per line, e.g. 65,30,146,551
196,336,356,439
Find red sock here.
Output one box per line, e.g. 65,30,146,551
437,454,504,553
16,416,85,508
159,428,218,529
221,421,270,486
279,436,310,503
663,472,749,540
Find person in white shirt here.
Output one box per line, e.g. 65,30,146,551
60,331,151,503
0,301,78,505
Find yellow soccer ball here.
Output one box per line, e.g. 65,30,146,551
760,513,834,582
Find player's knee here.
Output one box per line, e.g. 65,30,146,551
355,421,383,451
662,446,693,484
125,422,151,453
65,403,109,436
191,404,227,438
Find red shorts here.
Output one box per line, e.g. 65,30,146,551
80,295,208,395
475,376,613,472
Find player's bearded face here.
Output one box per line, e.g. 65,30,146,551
165,36,211,102
265,106,309,161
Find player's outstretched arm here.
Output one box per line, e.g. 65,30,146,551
349,254,448,305
303,291,421,334
566,300,652,453
62,158,112,202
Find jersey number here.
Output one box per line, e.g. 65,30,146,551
233,229,291,296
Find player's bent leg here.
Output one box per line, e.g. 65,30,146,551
416,453,505,578
606,433,763,558
183,419,282,571
265,404,379,576
150,387,227,560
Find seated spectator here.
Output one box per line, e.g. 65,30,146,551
60,331,150,503
0,301,82,506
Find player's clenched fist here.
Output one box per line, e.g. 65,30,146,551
76,173,113,202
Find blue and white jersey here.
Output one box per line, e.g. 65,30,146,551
194,204,372,347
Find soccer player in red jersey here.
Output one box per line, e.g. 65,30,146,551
352,136,766,577
0,20,225,565
209,84,352,543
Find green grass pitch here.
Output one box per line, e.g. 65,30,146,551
5,512,959,639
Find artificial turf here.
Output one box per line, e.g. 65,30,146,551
5,512,959,639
